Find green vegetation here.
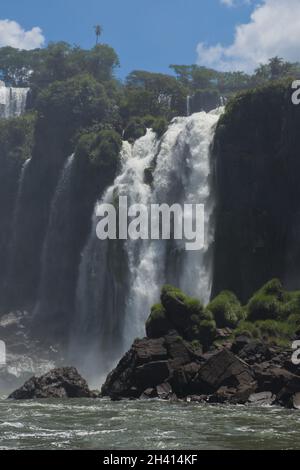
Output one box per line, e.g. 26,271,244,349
146,279,300,350
246,279,284,322
206,290,245,328
75,129,121,172
0,112,36,163
159,285,217,349
146,303,172,339
1,40,299,156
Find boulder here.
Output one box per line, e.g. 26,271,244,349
146,304,173,339
193,349,256,395
170,362,201,397
210,383,257,404
140,388,157,400
8,367,94,399
237,340,272,365
253,363,300,394
156,382,173,400
231,335,252,355
101,338,169,399
134,361,170,390
292,393,300,410
248,391,276,406
134,338,168,364
165,334,194,371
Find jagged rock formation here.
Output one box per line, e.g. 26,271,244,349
101,284,300,409
8,367,98,399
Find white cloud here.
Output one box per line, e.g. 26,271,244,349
220,0,252,7
198,0,300,72
0,19,45,50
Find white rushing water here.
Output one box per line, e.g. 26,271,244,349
0,82,29,119
124,108,223,341
35,154,75,317
72,108,223,380
6,158,32,287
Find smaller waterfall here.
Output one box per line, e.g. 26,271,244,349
71,131,158,382
34,155,75,322
6,158,32,287
186,95,192,116
0,83,29,119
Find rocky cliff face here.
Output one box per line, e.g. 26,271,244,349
212,83,300,302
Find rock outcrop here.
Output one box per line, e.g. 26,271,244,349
102,335,300,408
8,367,97,399
102,283,300,408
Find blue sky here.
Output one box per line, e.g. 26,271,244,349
0,0,300,78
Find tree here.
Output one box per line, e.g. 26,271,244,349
94,25,102,45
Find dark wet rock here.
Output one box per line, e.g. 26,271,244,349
237,341,273,365
231,336,252,355
186,395,207,403
165,334,194,370
248,391,276,406
134,361,170,391
210,383,257,405
156,382,172,400
102,323,300,408
292,393,300,410
8,367,94,399
170,362,202,397
134,338,168,364
253,363,300,394
193,349,256,394
101,338,170,399
140,388,157,400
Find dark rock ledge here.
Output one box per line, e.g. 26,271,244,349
100,335,300,409
8,367,99,399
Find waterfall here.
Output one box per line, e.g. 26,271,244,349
0,83,29,119
124,108,223,342
34,155,75,323
70,131,158,381
6,159,32,289
71,108,223,382
186,95,192,116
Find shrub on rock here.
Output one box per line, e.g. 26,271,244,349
160,285,216,349
206,290,245,328
146,303,172,339
246,279,284,321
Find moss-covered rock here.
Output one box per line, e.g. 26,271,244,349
146,304,172,339
246,279,284,321
161,285,202,330
197,319,217,350
206,290,245,328
160,285,216,349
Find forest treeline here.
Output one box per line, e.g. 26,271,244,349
1,42,300,161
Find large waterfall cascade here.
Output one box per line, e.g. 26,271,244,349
70,108,223,381
0,81,29,119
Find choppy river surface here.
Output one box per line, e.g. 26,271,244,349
0,398,300,450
